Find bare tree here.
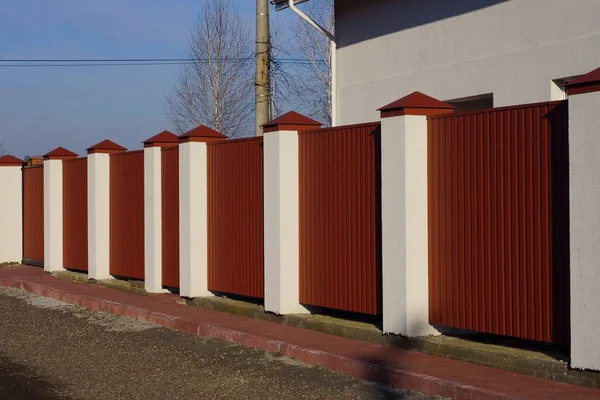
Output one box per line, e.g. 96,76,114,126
268,16,291,119
286,0,334,126
167,0,254,138
0,142,5,157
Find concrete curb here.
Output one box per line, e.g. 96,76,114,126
0,277,546,400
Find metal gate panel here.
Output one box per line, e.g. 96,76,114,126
110,151,144,280
23,166,44,266
299,123,381,316
63,157,88,271
161,146,179,288
428,101,569,344
207,138,264,299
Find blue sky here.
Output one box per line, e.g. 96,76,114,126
0,0,294,158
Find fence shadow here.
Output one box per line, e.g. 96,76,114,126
549,102,570,348
359,321,431,399
362,356,402,399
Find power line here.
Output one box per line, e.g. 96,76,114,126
0,58,195,62
0,57,325,63
0,62,190,67
0,58,325,68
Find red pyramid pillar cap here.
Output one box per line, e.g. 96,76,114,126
143,130,179,148
179,125,227,143
262,111,322,133
43,146,78,161
0,155,24,166
87,139,127,155
378,91,455,118
566,66,600,96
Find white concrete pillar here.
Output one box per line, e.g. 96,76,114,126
44,159,63,272
43,147,77,273
566,69,600,371
178,126,226,298
262,112,321,314
143,131,178,293
378,92,454,337
87,140,126,280
0,156,24,264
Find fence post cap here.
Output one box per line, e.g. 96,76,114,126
179,125,227,143
262,111,322,133
0,155,24,166
378,91,455,118
143,130,179,148
43,146,78,161
566,66,600,96
86,139,127,155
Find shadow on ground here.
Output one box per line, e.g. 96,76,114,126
0,354,69,400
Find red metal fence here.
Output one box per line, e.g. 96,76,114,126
427,100,570,344
207,138,264,299
161,146,179,288
63,157,88,271
23,165,44,266
110,151,145,280
299,123,381,316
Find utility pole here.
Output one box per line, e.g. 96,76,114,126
255,0,271,136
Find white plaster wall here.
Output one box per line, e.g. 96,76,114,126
179,141,210,298
335,0,600,124
144,147,164,292
88,153,111,280
0,167,22,263
263,130,308,314
381,115,437,337
569,90,600,371
44,160,64,272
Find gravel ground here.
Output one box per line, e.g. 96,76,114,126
0,287,442,400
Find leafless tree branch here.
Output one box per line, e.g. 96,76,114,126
268,16,293,118
284,0,334,126
166,0,254,138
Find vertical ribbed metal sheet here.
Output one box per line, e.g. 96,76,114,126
299,123,381,316
207,138,264,299
161,146,179,288
62,157,88,271
22,165,44,266
428,100,569,345
110,150,144,280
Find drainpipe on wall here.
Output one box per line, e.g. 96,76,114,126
287,0,337,126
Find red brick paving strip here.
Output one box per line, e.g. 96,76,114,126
1,266,598,400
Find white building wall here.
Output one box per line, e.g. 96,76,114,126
335,0,600,124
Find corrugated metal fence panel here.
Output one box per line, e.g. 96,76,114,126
299,123,381,316
207,138,264,299
427,101,569,345
23,165,44,265
161,146,179,288
63,157,88,271
110,151,145,280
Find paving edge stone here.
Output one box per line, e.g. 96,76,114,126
0,276,516,400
